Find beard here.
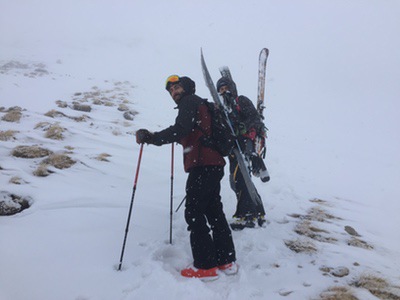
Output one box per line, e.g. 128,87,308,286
172,90,185,103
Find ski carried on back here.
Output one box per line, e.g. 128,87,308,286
257,48,269,118
201,49,263,207
220,48,269,117
254,48,270,182
218,48,270,183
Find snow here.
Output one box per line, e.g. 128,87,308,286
1,1,400,299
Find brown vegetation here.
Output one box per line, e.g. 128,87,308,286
12,145,53,158
0,130,18,141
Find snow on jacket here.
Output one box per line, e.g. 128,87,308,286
151,94,225,172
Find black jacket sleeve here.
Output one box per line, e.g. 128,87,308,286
151,95,200,146
238,95,264,132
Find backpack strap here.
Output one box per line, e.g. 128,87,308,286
235,97,241,113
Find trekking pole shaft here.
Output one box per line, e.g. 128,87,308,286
169,143,174,244
118,143,144,271
175,195,186,213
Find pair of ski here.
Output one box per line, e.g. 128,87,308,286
200,48,269,207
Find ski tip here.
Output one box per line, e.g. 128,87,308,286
260,48,269,58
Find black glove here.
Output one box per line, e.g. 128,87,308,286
136,129,153,144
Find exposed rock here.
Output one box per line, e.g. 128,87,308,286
0,61,29,71
278,290,293,296
118,103,130,111
319,266,332,273
344,226,360,237
72,103,92,112
123,110,137,121
0,192,30,216
331,267,350,277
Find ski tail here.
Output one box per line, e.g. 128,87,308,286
219,66,238,96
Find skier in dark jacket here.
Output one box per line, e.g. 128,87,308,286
136,75,237,280
216,76,267,230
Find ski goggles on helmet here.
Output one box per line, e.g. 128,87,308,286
165,75,180,91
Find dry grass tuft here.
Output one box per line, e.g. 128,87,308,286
45,109,67,118
294,220,337,243
9,176,24,184
307,207,340,222
347,237,373,250
284,239,317,253
96,153,111,162
12,145,53,158
45,123,65,140
33,164,51,177
64,145,75,151
34,121,52,130
0,130,18,141
2,110,22,122
55,100,68,108
42,153,76,169
353,274,389,290
70,114,91,122
318,286,358,300
352,274,400,300
309,198,330,205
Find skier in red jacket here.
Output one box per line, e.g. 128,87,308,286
136,75,237,280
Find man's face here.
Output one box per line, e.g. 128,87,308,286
169,83,185,103
218,85,229,94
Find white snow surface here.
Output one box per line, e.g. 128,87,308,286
1,1,400,299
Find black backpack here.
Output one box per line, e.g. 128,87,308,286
199,101,236,156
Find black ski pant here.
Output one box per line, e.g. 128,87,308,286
184,166,236,269
229,153,265,219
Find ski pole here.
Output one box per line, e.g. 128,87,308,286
169,143,174,244
175,195,186,213
118,143,144,271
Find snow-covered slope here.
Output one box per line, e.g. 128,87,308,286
1,1,400,299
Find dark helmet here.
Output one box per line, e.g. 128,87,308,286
216,77,237,98
216,77,231,91
180,76,196,95
165,75,196,95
